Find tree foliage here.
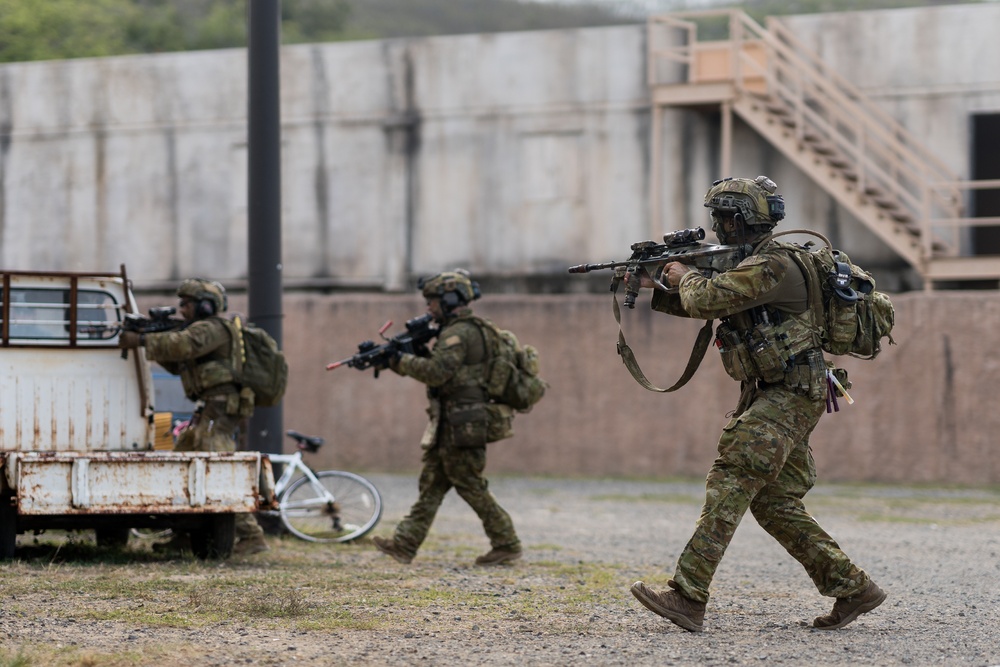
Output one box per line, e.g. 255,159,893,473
0,0,987,64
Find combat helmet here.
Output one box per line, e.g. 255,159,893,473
418,269,481,311
177,278,228,318
704,175,785,237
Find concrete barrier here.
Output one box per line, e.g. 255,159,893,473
159,289,996,486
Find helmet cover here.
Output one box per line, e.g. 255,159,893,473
703,175,785,230
177,278,227,316
418,269,481,305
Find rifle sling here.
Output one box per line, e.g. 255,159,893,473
612,288,714,393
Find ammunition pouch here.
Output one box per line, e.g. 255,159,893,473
716,322,790,384
446,402,489,449
485,403,515,443
717,314,818,387
781,349,828,400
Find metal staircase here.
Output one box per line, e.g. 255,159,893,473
647,10,1000,287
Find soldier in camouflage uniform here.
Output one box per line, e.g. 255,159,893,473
119,279,268,556
628,177,886,632
371,270,522,566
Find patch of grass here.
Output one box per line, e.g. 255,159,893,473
0,648,31,667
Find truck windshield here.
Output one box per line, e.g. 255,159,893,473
2,288,121,341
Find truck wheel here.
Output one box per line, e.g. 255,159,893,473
190,514,236,560
0,496,17,560
95,527,131,549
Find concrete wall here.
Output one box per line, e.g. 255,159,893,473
7,6,1000,484
3,5,999,293
171,289,998,485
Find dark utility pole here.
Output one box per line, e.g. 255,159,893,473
247,0,283,457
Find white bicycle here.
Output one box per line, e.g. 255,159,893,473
131,430,382,545
264,430,383,542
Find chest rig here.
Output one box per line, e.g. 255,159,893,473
714,244,823,386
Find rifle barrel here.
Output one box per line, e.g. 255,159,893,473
567,261,623,274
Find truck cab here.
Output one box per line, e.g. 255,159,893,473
0,268,275,559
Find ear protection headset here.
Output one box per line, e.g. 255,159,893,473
195,298,216,318
440,291,459,310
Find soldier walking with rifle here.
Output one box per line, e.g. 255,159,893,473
336,270,522,566
623,176,886,632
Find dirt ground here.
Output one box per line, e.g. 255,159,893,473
2,473,999,666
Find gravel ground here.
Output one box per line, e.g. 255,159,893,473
2,472,1000,666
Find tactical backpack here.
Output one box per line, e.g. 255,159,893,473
471,316,546,412
231,316,289,407
779,232,896,360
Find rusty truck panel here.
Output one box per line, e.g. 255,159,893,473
7,451,269,515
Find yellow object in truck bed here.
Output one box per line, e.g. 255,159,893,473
154,412,175,451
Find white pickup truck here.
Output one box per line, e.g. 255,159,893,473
0,268,275,559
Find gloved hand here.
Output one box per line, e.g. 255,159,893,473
118,331,144,349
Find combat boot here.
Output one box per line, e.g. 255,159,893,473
630,581,706,633
233,534,269,556
372,536,414,564
474,547,522,566
813,579,886,630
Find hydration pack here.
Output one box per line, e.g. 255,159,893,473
231,316,289,407
784,237,896,360
472,316,546,412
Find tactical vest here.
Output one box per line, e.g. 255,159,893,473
177,317,238,399
714,244,824,387
432,315,489,404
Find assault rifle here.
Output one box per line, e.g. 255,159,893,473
567,227,747,308
121,306,186,334
326,313,439,378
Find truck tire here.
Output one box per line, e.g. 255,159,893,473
0,496,17,560
190,513,236,560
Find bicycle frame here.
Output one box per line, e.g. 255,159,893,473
267,451,309,498
265,452,339,515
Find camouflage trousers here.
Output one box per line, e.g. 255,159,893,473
671,383,869,604
174,396,264,541
392,439,520,558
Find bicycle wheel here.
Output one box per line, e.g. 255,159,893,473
279,470,382,543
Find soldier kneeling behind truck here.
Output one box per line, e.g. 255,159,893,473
120,278,269,556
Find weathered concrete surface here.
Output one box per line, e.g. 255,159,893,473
159,289,1000,486
5,5,1000,291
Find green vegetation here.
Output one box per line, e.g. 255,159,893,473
0,533,635,664
0,0,989,64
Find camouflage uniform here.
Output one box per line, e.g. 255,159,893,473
388,306,520,559
650,240,871,605
145,317,264,542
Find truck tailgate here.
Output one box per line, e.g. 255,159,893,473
2,451,272,515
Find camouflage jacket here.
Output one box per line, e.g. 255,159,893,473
651,239,810,322
395,308,489,405
145,316,237,400
651,240,826,387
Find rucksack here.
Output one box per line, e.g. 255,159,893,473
471,316,546,412
782,234,896,360
231,316,289,407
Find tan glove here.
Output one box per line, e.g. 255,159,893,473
118,331,144,349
